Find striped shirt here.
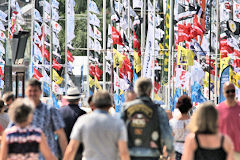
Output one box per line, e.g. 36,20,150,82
5,125,42,160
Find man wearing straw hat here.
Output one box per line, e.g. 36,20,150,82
60,87,86,159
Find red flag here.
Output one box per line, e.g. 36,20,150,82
133,31,141,56
154,81,161,94
89,65,95,77
53,58,62,71
178,23,192,42
67,50,75,62
33,68,43,80
0,66,4,76
191,15,204,38
95,65,103,80
112,26,124,46
41,46,50,61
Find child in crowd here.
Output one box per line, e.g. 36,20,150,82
0,98,57,160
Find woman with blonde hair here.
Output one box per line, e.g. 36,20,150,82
0,98,57,160
182,102,234,160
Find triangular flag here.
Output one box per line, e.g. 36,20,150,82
53,69,63,85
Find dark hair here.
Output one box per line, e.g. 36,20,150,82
0,98,4,110
92,91,113,109
3,92,15,102
27,78,42,90
8,98,34,124
88,95,93,105
175,95,192,114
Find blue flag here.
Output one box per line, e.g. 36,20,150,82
219,66,230,103
191,81,207,104
89,89,93,96
173,88,181,111
52,93,60,109
114,93,123,113
43,82,50,96
133,70,138,86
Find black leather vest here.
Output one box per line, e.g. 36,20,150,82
123,97,161,151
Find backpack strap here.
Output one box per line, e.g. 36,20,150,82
220,135,224,147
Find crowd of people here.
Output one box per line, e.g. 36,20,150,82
0,78,238,160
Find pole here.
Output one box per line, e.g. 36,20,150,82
141,0,146,76
151,0,156,99
103,0,107,90
87,0,90,96
167,0,174,108
49,0,53,100
209,0,212,100
215,0,220,104
65,0,68,93
30,0,35,77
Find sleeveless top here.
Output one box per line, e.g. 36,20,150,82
5,125,42,160
194,134,227,160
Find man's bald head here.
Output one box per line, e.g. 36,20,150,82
223,82,236,101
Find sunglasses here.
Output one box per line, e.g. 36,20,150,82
225,89,235,94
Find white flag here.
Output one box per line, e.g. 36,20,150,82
0,21,5,31
88,25,95,39
155,28,164,40
120,15,128,30
52,0,59,9
0,42,5,54
52,21,62,34
39,0,51,14
89,0,100,14
0,31,6,42
43,12,51,23
156,14,163,27
52,8,59,21
34,9,42,23
94,26,102,41
0,10,7,22
106,62,111,74
52,82,63,94
34,21,42,36
52,33,60,47
114,1,123,13
119,78,130,91
233,1,240,23
105,50,113,61
89,38,94,49
44,24,51,36
108,24,112,35
107,37,113,48
33,44,42,61
34,33,42,47
66,0,75,43
114,71,120,90
89,13,100,27
53,50,61,58
155,40,160,51
133,0,143,8
95,39,102,53
43,69,51,84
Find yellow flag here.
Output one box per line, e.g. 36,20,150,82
89,76,95,88
154,94,161,101
220,57,230,73
230,69,240,88
177,46,194,66
52,69,63,85
133,50,142,73
94,75,102,90
113,48,125,68
120,89,124,95
203,72,213,88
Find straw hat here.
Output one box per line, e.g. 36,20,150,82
64,87,82,100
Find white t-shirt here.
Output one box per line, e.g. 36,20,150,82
169,118,190,153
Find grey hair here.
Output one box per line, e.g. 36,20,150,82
134,78,152,96
92,90,113,109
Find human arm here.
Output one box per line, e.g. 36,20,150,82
118,140,130,160
181,133,196,160
0,131,8,160
55,128,68,155
40,132,57,160
157,107,175,157
63,139,80,160
223,135,234,160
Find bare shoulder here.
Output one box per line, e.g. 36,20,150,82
185,133,197,147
